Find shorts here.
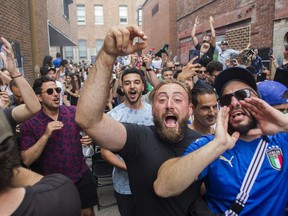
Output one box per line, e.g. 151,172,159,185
75,169,98,209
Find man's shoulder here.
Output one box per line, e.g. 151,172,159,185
185,128,202,139
60,105,76,113
108,103,127,114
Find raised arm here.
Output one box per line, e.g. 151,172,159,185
76,25,147,152
270,55,279,69
176,57,200,82
143,54,161,88
154,107,239,197
209,16,216,47
191,16,199,46
0,37,41,123
240,97,288,136
238,42,251,55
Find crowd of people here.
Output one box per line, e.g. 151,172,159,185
1,16,288,216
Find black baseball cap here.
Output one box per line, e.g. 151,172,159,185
221,40,229,45
40,66,56,76
214,67,257,96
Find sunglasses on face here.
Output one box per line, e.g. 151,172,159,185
196,70,207,74
219,88,255,107
41,87,61,95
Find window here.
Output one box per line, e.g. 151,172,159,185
77,5,86,25
95,5,104,25
78,40,87,59
119,6,128,24
64,46,73,59
138,8,142,26
63,0,72,19
96,39,104,55
152,3,159,16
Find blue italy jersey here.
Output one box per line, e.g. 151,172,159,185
183,133,288,215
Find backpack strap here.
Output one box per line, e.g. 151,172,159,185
225,136,269,216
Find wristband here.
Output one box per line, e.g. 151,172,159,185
11,74,22,79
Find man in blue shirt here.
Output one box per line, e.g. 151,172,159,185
53,52,62,68
154,67,288,215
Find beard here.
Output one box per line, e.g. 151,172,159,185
228,116,257,135
153,114,189,144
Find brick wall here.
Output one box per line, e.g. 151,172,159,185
175,0,275,64
0,0,50,84
142,0,177,59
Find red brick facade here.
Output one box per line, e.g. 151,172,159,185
142,0,177,59
142,0,286,66
0,0,48,84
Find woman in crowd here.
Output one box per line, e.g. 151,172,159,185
65,73,79,106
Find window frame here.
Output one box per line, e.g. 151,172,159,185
94,5,104,25
77,4,86,25
119,5,128,25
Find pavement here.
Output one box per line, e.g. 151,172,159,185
85,157,120,216
94,186,119,216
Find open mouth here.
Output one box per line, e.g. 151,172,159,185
128,90,137,99
164,114,178,128
231,110,245,121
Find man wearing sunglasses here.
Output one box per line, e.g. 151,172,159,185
19,76,98,216
216,40,250,70
154,67,288,215
76,25,214,216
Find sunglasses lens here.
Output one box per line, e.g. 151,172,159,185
220,95,232,106
46,88,54,95
235,89,250,101
56,87,61,93
219,89,251,106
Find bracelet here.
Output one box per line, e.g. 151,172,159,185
11,74,22,79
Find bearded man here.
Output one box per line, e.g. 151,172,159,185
155,67,288,216
76,25,212,216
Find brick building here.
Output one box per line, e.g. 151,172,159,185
73,0,145,64
142,0,288,74
48,0,78,64
142,0,177,60
0,0,77,84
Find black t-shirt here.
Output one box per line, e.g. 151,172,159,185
3,106,17,131
119,124,202,216
274,63,288,87
195,43,215,66
12,174,81,216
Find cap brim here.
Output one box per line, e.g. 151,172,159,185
215,67,257,96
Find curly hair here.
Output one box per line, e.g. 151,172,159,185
0,136,21,190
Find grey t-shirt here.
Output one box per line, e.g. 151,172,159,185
107,102,153,194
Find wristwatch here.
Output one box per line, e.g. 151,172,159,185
146,68,153,71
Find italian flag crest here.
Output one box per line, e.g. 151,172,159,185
266,146,283,171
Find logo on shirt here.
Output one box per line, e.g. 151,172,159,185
219,155,234,167
266,146,283,171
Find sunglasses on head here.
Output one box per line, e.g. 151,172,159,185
41,87,61,95
219,88,255,107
